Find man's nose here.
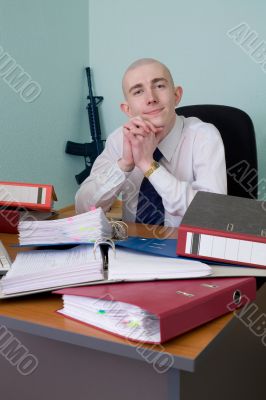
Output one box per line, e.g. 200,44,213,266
146,89,158,104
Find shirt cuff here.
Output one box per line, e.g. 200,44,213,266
116,160,134,178
148,164,174,195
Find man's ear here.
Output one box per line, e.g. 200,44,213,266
120,102,132,117
174,86,183,107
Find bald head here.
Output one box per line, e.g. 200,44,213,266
122,58,174,98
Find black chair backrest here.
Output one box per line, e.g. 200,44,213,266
176,105,258,199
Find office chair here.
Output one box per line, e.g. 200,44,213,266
175,105,258,199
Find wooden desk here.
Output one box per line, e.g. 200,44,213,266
0,208,265,400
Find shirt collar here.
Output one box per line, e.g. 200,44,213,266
158,115,184,162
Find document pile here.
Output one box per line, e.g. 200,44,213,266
0,243,211,298
18,208,112,245
55,277,256,343
0,245,103,296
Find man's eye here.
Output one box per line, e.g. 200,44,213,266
133,89,143,95
156,83,165,89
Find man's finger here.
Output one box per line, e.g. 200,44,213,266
141,120,158,133
130,118,151,133
124,125,149,137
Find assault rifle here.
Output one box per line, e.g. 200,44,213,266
65,67,105,184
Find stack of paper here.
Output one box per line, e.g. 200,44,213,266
107,248,212,280
0,245,104,295
18,208,112,245
58,295,161,343
0,243,212,297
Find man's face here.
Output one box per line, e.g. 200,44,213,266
121,62,182,135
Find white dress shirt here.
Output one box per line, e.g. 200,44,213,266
75,115,227,227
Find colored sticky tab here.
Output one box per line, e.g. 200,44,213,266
128,321,140,328
97,309,106,315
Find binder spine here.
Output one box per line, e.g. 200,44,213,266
160,278,256,343
0,182,55,211
178,225,266,243
177,225,266,269
176,225,187,256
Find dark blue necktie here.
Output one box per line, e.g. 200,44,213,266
135,148,164,226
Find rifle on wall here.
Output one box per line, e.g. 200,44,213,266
65,67,105,184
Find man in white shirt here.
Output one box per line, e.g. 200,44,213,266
75,58,227,227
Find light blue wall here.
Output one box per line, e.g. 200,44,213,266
1,0,266,208
89,0,266,197
0,0,89,208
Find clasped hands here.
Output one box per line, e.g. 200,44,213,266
118,117,163,173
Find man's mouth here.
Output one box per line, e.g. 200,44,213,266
144,107,164,116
